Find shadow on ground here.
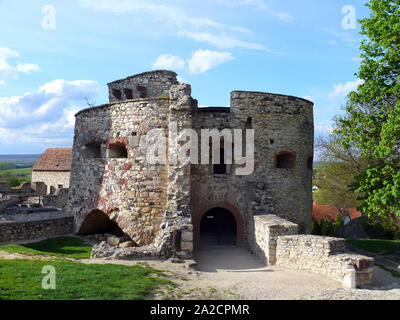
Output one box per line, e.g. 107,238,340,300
194,246,272,273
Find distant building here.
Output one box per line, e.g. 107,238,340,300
31,148,72,194
312,201,362,225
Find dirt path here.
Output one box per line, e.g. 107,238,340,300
1,246,400,300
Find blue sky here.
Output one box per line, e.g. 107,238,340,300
0,0,369,154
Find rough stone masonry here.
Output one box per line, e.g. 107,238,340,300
66,70,373,287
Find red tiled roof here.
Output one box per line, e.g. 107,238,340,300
312,202,362,223
32,148,72,171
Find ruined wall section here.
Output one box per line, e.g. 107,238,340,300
107,70,179,103
31,171,70,194
68,97,170,246
231,92,314,234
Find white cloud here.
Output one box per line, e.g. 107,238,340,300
0,79,98,146
188,50,234,74
152,54,185,70
329,79,364,99
216,0,293,22
0,47,41,84
180,31,281,54
76,0,250,33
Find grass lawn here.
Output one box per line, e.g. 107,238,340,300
347,239,400,255
0,259,174,300
0,237,92,259
0,167,32,186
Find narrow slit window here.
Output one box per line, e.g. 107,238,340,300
213,148,227,174
307,156,313,170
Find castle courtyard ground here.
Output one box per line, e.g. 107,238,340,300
2,244,398,300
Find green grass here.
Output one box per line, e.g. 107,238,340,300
375,263,400,278
0,237,92,259
1,168,32,175
347,239,400,255
0,259,174,300
0,167,32,187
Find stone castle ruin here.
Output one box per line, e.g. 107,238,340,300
67,70,374,287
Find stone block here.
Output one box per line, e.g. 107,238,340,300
181,231,193,242
119,241,136,248
180,240,193,251
107,235,122,246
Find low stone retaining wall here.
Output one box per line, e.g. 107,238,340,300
276,235,374,288
0,213,74,243
250,215,298,264
250,215,374,288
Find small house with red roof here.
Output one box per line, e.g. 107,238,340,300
31,148,72,194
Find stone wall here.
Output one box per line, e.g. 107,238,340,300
68,70,314,259
42,188,69,209
69,81,195,258
0,213,74,243
0,182,68,212
276,235,374,288
249,215,374,288
31,170,71,194
69,97,170,246
107,70,178,103
190,91,314,249
249,215,298,264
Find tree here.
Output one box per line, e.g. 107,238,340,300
337,0,400,227
313,123,368,213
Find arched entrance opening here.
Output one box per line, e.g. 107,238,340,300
200,207,237,246
77,209,128,237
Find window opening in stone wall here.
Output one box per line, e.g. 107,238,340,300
83,142,101,159
108,142,128,159
136,85,147,98
211,137,228,175
213,147,227,174
275,152,296,169
112,89,122,100
124,88,133,100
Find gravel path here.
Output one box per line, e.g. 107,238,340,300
1,245,400,300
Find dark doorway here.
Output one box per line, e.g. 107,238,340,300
78,209,129,238
200,208,237,246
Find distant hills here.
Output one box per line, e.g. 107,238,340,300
0,154,41,169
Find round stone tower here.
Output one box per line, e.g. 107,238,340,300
67,70,314,258
67,70,179,247
190,91,314,248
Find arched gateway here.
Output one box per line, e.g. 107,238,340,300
200,208,237,246
192,202,244,248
